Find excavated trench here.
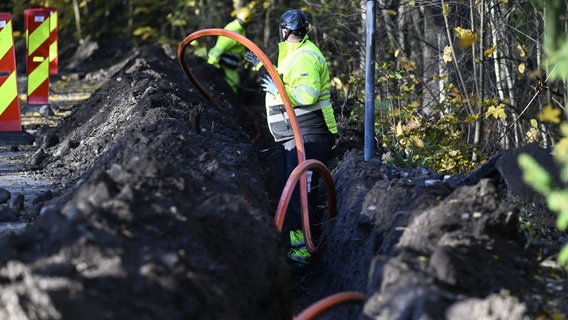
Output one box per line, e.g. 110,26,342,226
0,39,566,320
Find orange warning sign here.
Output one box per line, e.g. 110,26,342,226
25,8,51,105
0,12,23,132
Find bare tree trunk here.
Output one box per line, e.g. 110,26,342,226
417,4,445,116
440,0,475,120
535,11,551,148
472,0,483,160
499,3,518,147
489,0,508,149
72,0,82,41
377,0,398,66
262,1,274,47
128,0,133,37
438,31,447,106
396,5,407,72
504,53,517,148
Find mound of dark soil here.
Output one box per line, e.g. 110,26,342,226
0,40,566,320
2,43,291,319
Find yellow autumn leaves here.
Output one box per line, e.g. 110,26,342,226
484,103,507,119
394,118,425,148
443,27,483,63
444,27,527,75
539,104,562,124
455,27,477,48
484,103,561,124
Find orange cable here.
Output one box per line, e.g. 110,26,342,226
177,29,335,254
293,291,365,320
273,159,337,253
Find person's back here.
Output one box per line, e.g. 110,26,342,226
251,9,338,266
264,10,337,143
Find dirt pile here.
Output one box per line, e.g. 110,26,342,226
292,148,568,319
0,39,566,320
1,43,291,319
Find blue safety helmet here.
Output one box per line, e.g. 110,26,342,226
279,9,309,39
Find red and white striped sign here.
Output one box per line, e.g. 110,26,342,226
47,7,58,75
0,12,23,132
25,8,51,105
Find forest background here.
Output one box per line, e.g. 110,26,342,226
1,0,568,266
1,0,566,172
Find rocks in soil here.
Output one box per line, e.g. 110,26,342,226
0,207,18,222
0,188,10,204
40,131,59,149
30,148,48,166
0,43,293,319
8,194,24,213
39,105,56,117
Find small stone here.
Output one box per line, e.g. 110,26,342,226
30,148,48,166
32,190,54,205
41,133,59,149
8,194,24,213
39,105,55,117
144,86,158,95
0,207,18,222
0,188,10,204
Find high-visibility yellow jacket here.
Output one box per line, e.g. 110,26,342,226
207,19,246,68
265,35,337,142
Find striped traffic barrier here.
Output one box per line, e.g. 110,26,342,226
0,12,23,132
47,7,57,75
24,8,51,105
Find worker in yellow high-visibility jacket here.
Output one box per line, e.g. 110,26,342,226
246,9,338,266
207,7,254,93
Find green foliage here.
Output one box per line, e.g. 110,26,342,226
534,0,568,83
371,62,483,174
133,27,158,41
518,154,553,195
549,190,568,230
518,0,568,270
518,123,568,269
545,41,568,82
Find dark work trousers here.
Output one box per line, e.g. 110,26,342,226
281,133,336,244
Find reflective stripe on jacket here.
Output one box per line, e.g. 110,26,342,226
265,35,337,142
207,19,246,67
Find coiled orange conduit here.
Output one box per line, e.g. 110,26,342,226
177,28,333,248
178,29,365,318
273,159,336,253
177,29,310,230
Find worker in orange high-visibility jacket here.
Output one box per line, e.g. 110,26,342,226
207,7,254,93
246,9,338,266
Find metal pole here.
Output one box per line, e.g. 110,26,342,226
364,0,376,161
